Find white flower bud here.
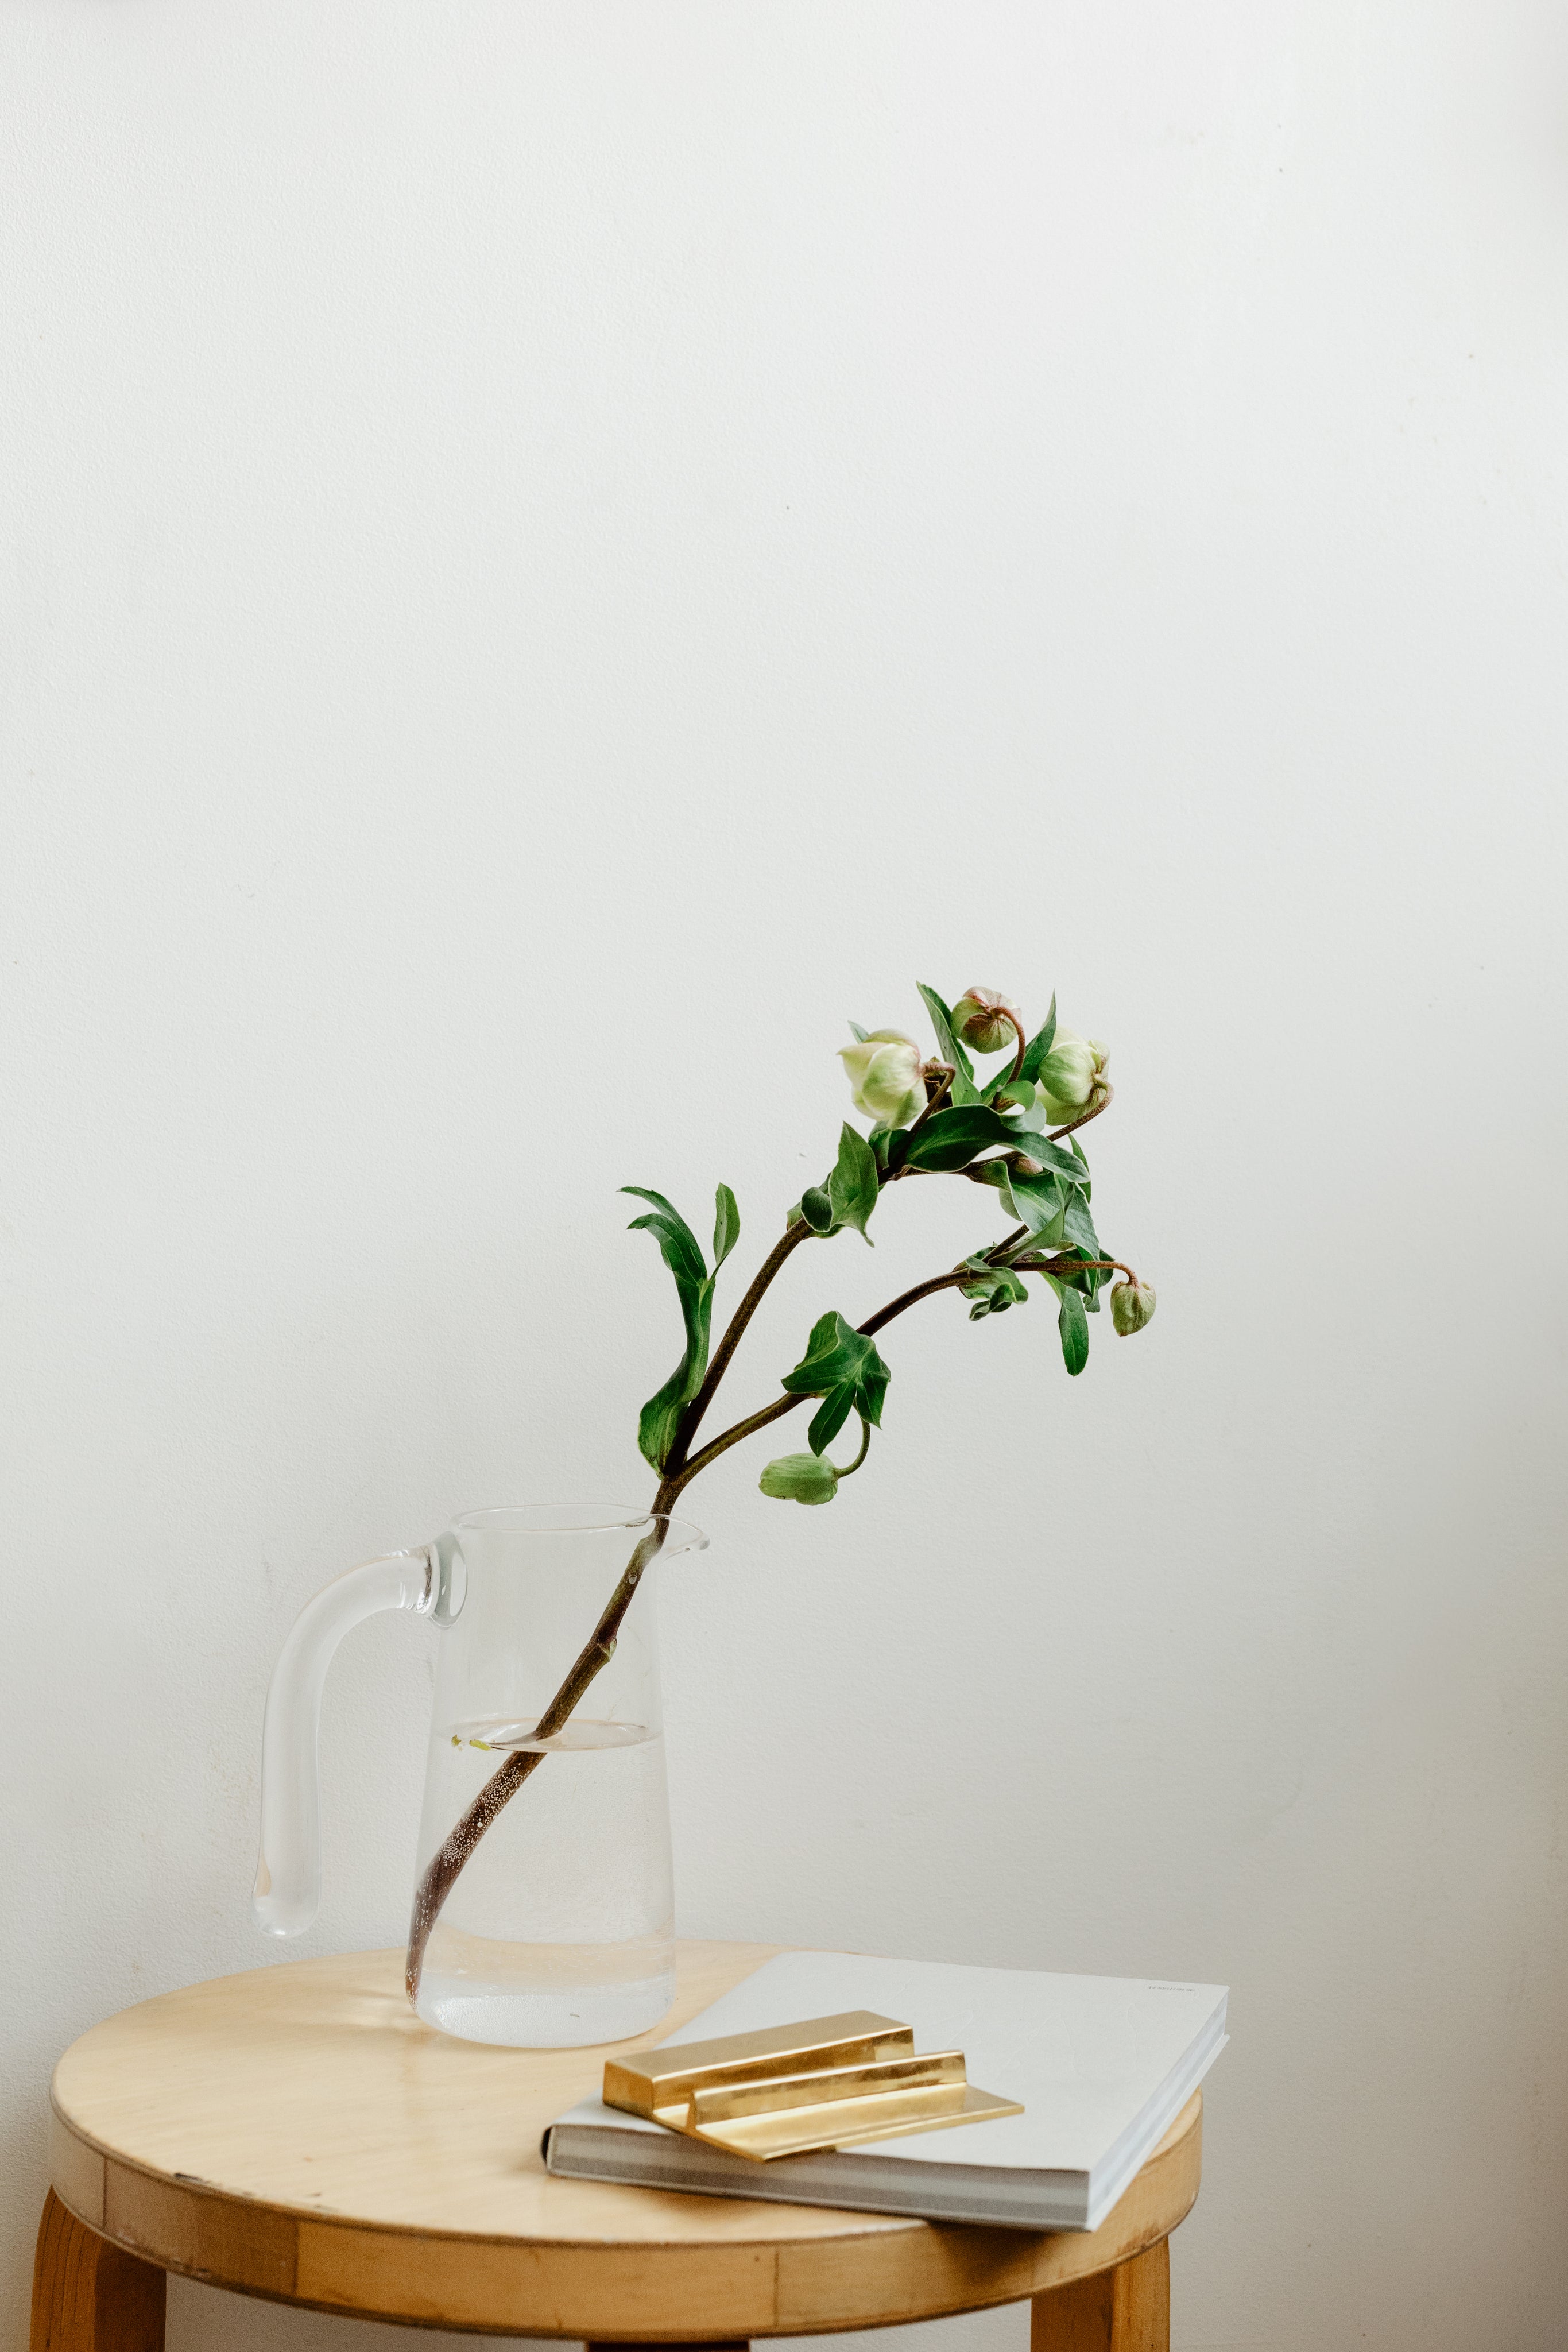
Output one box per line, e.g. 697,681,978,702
838,1030,927,1127
950,986,1021,1057
1033,1027,1104,1126
1110,1278,1156,1336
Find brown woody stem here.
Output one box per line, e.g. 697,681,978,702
673,1395,800,1486
405,1496,677,2000
663,1221,811,1476
404,1112,1122,2001
1017,1253,1138,1283
858,1269,974,1333
402,1249,993,1998
407,1224,817,1997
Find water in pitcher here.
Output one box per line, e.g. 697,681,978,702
254,1506,702,2049
413,1714,676,2047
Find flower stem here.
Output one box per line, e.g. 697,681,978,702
662,1221,810,1476
406,1216,818,1998
672,1395,799,1487
833,1416,873,1478
403,1137,1121,2001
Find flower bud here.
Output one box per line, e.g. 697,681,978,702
759,1452,839,1504
1033,1027,1104,1125
1110,1278,1156,1336
839,1030,926,1128
950,986,1021,1057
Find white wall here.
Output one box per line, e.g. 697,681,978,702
3,5,1566,2349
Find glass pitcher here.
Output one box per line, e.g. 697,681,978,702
253,1504,706,2048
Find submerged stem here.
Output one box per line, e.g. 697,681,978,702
404,1499,675,2001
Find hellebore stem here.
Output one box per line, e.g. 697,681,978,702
832,1416,873,1479
663,1220,811,1478
404,1233,999,1997
405,1082,1122,2002
1002,1008,1027,1084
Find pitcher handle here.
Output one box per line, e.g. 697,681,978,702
253,1546,438,1936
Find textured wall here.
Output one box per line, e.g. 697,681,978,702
3,6,1566,2350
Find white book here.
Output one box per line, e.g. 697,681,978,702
545,1949,1228,2230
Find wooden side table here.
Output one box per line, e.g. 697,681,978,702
33,1943,1202,2352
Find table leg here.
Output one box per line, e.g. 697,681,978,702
31,2193,166,2352
1030,2239,1169,2352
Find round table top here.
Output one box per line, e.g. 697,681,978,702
48,1942,1202,2342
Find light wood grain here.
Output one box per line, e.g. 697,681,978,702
31,2192,165,2352
47,1944,1202,2341
1030,2241,1169,2351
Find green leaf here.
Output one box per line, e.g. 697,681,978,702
781,1310,891,1450
959,1256,1030,1321
847,1020,870,1043
1057,1187,1110,1310
622,1187,707,1286
623,1187,719,1472
1059,1187,1102,1262
808,1382,857,1453
900,1104,1022,1173
1024,1139,1091,1185
712,1184,741,1270
916,983,983,1106
797,1125,882,1244
800,1184,834,1233
965,1152,1062,1234
1017,996,1059,1086
1000,1161,1068,1233
989,1077,1035,1117
827,1122,880,1241
1048,1278,1090,1375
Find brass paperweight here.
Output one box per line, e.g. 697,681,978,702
603,2009,1024,2161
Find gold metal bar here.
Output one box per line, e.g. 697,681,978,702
603,2011,912,2122
686,2049,965,2125
692,2080,1025,2163
602,2011,1024,2163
